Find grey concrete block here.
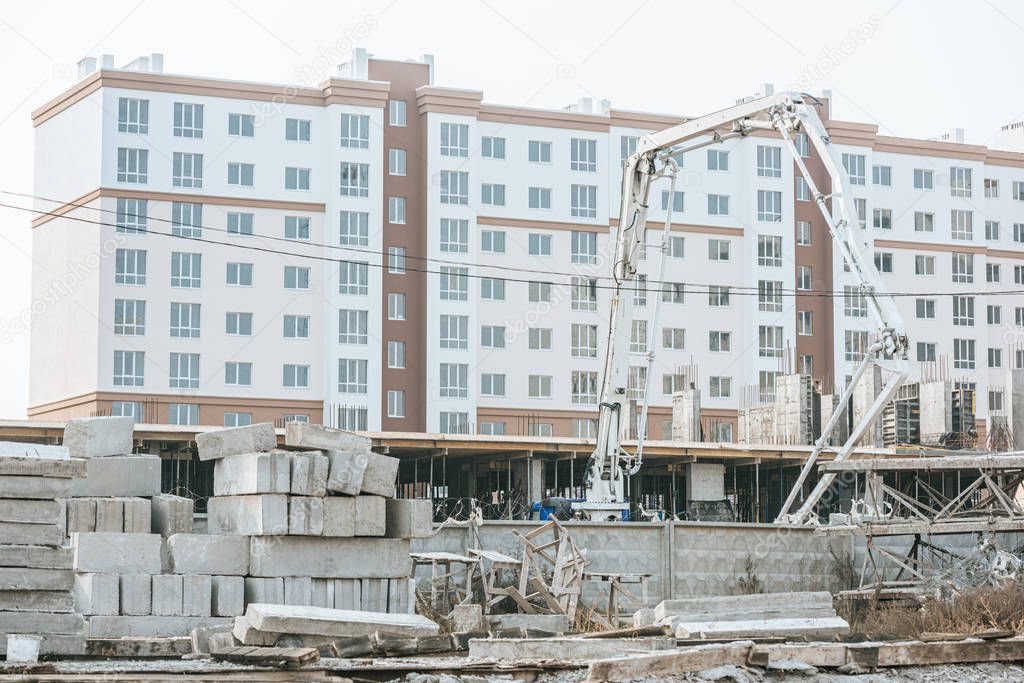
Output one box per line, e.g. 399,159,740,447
94,498,124,532
285,422,371,452
361,453,399,497
211,576,244,617
152,574,183,616
244,577,284,604
245,602,439,638
119,574,151,616
0,610,86,634
311,578,335,608
288,496,324,535
388,578,412,614
150,494,194,537
0,590,74,613
182,574,212,617
322,497,356,537
190,623,232,655
87,615,231,638
63,416,134,458
232,614,280,645
0,633,85,656
0,499,62,525
72,532,162,574
248,537,411,578
213,451,290,496
487,613,571,634
65,498,96,533
122,497,151,534
0,522,63,547
206,495,288,536
385,498,433,538
289,451,328,497
73,572,119,616
451,604,484,632
0,544,72,569
70,455,161,497
283,576,312,606
0,476,71,500
0,567,73,590
469,635,674,661
326,450,368,495
355,495,386,536
360,577,386,612
333,578,360,610
0,442,70,459
166,533,250,576
197,423,276,461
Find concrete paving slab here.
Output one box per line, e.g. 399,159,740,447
0,522,63,546
0,590,74,613
0,544,72,569
62,416,134,458
69,455,161,497
285,422,371,452
0,610,85,634
0,499,62,525
0,476,71,500
87,615,231,638
197,423,276,461
245,602,439,638
72,532,162,574
0,568,73,590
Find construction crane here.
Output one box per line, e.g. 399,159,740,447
573,91,909,523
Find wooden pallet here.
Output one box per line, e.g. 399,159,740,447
211,645,320,666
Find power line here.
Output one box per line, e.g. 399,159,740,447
6,198,1024,299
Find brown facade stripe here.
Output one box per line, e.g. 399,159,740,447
476,215,610,233
28,390,322,416
478,105,609,132
31,187,327,228
32,70,389,127
874,239,989,255
415,86,483,117
608,109,686,130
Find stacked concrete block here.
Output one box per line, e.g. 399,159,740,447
150,494,194,537
0,442,88,655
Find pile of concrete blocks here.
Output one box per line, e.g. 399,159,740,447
200,422,430,620
0,441,88,656
644,591,849,639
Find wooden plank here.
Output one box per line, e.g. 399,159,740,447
212,644,320,665
871,638,1024,666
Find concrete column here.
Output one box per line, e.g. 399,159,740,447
1008,370,1024,448
685,463,725,501
672,389,701,441
527,456,544,503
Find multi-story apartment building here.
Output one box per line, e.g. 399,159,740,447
28,50,1024,441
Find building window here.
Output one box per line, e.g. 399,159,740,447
226,262,253,287
953,338,976,369
388,196,407,224
874,252,893,274
387,148,407,177
226,212,253,237
339,113,369,148
115,248,147,285
387,390,405,418
571,277,598,311
529,233,552,255
571,418,596,438
481,136,506,159
282,314,308,339
113,350,144,387
439,218,469,253
915,255,935,276
854,198,867,227
172,102,203,138
338,309,368,344
917,342,937,363
389,100,407,126
339,211,369,246
227,312,253,336
989,348,1003,368
952,252,974,283
571,371,598,405
708,194,730,215
335,407,367,431
844,330,868,362
756,190,782,222
440,122,469,157
112,401,145,421
950,166,972,197
708,239,731,261
661,191,684,213
660,282,684,304
225,362,253,386
439,412,470,434
285,167,311,191
170,302,200,338
283,265,310,290
338,359,368,393
707,149,729,171
951,209,973,240
916,298,936,319
169,352,199,389
571,231,597,264
286,118,311,141
758,280,783,312
479,421,505,436
800,355,814,377
758,325,784,358
841,153,865,184
797,220,811,245
439,363,469,398
170,252,201,288
387,341,406,369
710,376,732,398
709,331,731,352
756,235,783,267
662,327,684,350
228,113,255,137
440,170,469,204
525,374,550,399
570,138,597,172
985,178,1000,198
529,327,552,350
570,184,597,218
913,169,933,190
224,412,252,427
168,404,199,425
170,202,202,238
571,323,598,358
480,373,507,397
117,97,149,133
481,230,506,254
283,364,309,388
528,187,552,209
795,177,811,201
756,145,782,177
987,263,1001,283
915,212,934,233
629,320,648,353
480,278,505,301
116,148,148,183
339,162,369,197
1015,223,1024,243
439,266,469,301
388,247,406,274
116,198,147,233
283,216,310,240
845,286,868,317
872,165,892,186
439,315,469,349
872,208,892,230
708,286,730,307
173,152,203,188
338,261,368,295
529,281,552,303
952,295,975,326
528,140,552,163
387,293,406,321
114,299,146,336
988,305,1002,326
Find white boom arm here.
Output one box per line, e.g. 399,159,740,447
578,91,908,523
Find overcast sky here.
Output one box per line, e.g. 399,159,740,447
0,0,1021,418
